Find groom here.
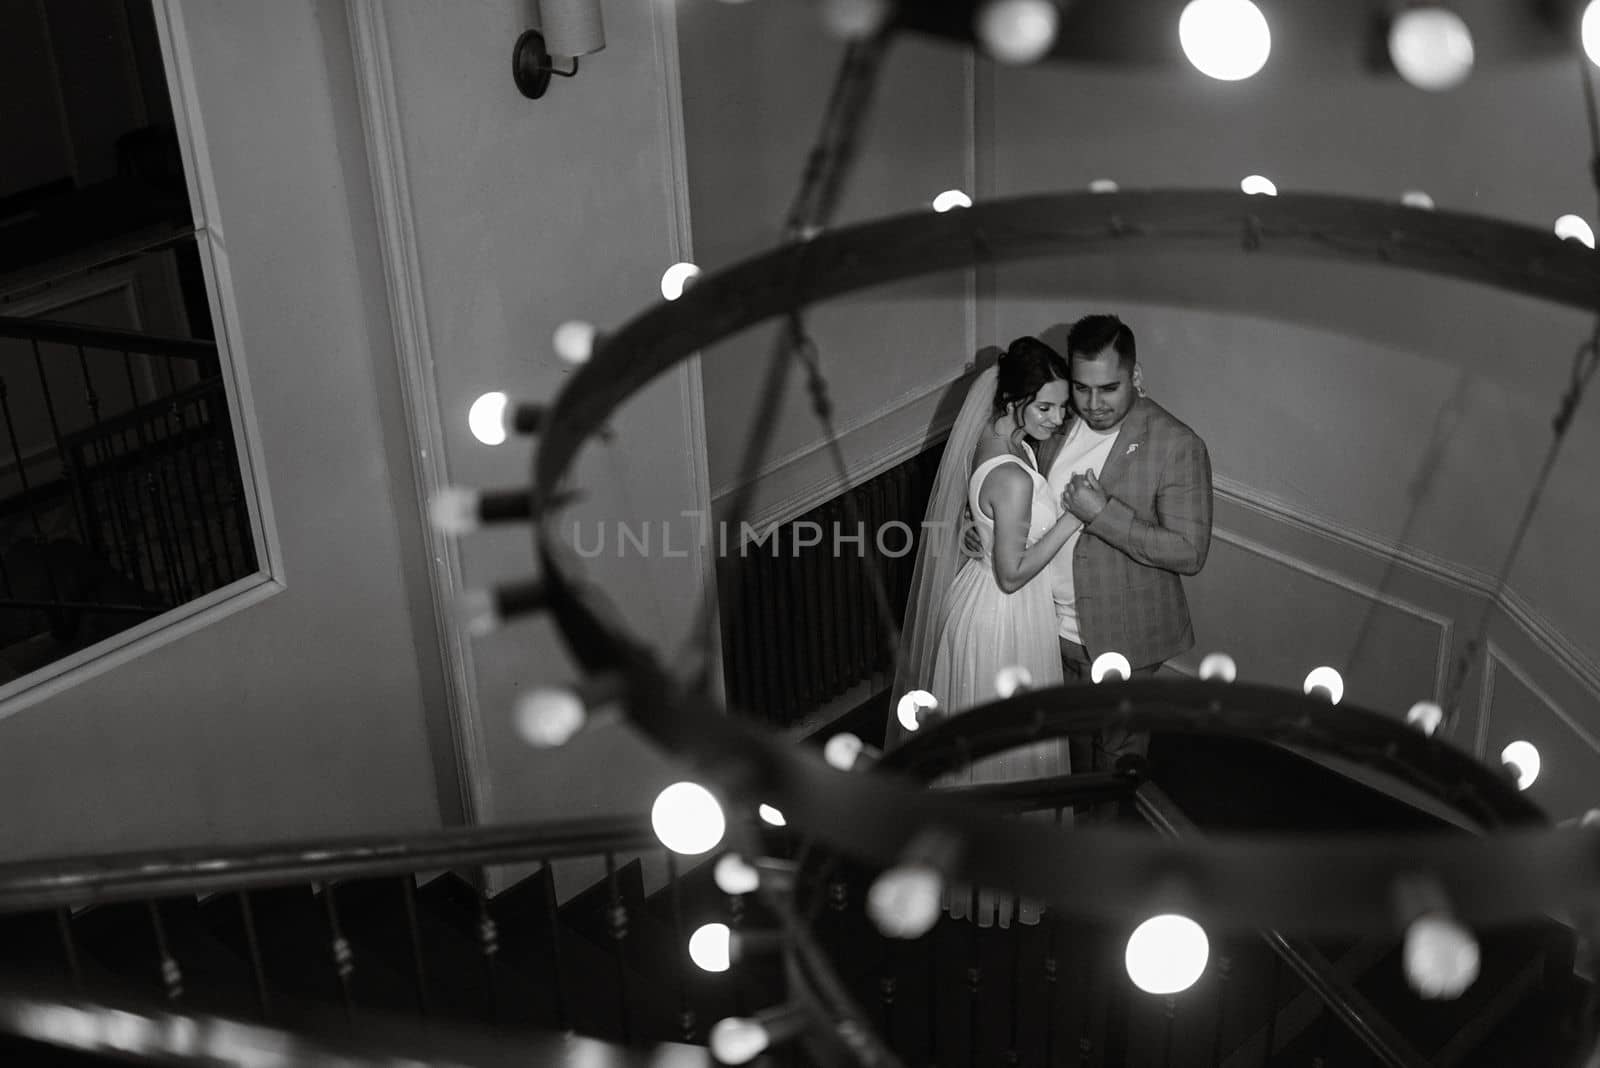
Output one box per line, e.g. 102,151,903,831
1040,314,1214,770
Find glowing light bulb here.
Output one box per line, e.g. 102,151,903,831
430,486,480,535
995,664,1033,698
867,864,943,939
553,320,597,365
660,262,700,301
689,922,732,973
1198,652,1237,682
1388,6,1474,92
1240,174,1277,196
1179,0,1271,81
709,1017,771,1064
975,0,1060,65
818,0,891,40
1406,701,1443,737
1403,914,1480,999
932,189,972,212
1581,809,1600,828
1089,178,1119,193
1585,1,1600,68
651,782,726,855
1501,740,1540,790
824,732,867,771
1302,666,1344,704
467,392,509,446
1125,914,1210,994
758,804,786,827
1401,190,1435,210
1091,651,1131,684
1555,214,1596,249
714,854,760,895
513,687,587,748
897,690,939,732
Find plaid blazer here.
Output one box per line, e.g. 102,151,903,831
1047,396,1214,669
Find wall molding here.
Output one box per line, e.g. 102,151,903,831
1212,526,1456,701
1477,640,1600,761
346,0,491,826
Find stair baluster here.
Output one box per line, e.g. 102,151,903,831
1211,953,1233,1067
665,850,695,1042
318,882,356,1023
144,901,183,1002
236,890,272,1020
53,907,82,992
398,874,430,1017
602,851,633,1043
472,871,500,1024
538,857,569,1029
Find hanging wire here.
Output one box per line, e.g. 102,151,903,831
1439,53,1600,725
677,32,901,691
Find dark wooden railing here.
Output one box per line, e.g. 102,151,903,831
0,313,253,673
717,445,943,726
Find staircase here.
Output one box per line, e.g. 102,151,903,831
0,720,1588,1066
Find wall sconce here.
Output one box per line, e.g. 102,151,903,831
514,0,606,100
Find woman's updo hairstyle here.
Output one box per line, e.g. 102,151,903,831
993,335,1069,417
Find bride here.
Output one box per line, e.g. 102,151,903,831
890,336,1080,925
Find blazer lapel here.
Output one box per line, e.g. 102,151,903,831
1094,397,1151,491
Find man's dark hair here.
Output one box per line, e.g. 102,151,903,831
1067,314,1136,369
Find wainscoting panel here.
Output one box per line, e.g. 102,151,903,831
1476,637,1600,821
1182,526,1451,719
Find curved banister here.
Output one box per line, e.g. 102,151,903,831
0,814,655,913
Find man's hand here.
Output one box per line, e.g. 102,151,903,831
1064,470,1108,524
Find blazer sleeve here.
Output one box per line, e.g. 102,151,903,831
1084,431,1213,575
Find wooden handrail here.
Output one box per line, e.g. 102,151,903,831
0,983,712,1067
0,814,657,913
0,313,216,361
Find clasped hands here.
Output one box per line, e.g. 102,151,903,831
958,471,1109,559
1063,470,1108,524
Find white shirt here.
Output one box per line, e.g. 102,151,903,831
1045,420,1119,642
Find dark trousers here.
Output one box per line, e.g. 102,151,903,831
1059,638,1160,775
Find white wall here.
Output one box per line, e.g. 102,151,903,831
364,0,712,830
0,1,450,858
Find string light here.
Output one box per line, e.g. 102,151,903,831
429,486,534,535
689,922,732,972
1240,174,1277,196
709,1007,810,1064
660,262,700,300
994,664,1033,698
651,782,726,855
896,690,941,732
1388,6,1475,92
824,732,880,771
758,804,787,827
1401,190,1436,210
1089,178,1119,193
553,320,598,364
1405,914,1480,998
468,392,509,445
1585,1,1600,68
1501,741,1541,790
1555,214,1596,249
1125,914,1210,994
932,189,973,212
975,0,1060,65
1179,0,1271,81
1198,652,1237,682
1405,701,1444,737
1302,666,1344,705
1090,651,1131,683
